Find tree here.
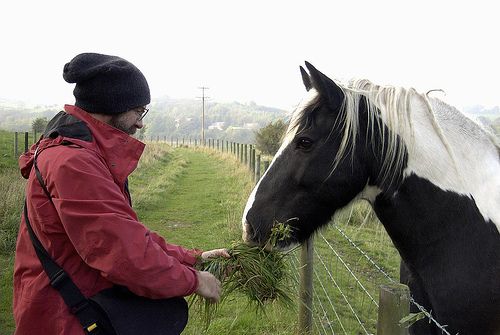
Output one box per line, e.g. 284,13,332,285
255,119,287,156
32,117,48,133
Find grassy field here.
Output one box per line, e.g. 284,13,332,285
0,130,29,335
129,145,301,334
0,140,400,334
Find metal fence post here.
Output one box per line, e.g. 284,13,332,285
299,237,314,335
377,283,410,335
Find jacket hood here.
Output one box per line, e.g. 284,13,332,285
19,111,93,178
19,105,145,184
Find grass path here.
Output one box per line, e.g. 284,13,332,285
131,147,249,249
130,146,298,335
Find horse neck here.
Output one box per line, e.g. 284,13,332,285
372,125,499,260
396,96,500,230
362,94,500,259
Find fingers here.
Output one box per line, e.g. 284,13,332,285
195,271,222,303
201,248,230,260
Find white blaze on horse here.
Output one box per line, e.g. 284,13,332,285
242,62,500,335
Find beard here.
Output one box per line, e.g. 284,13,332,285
109,115,137,135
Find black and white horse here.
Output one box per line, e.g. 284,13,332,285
242,62,500,335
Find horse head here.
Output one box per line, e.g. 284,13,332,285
242,62,394,248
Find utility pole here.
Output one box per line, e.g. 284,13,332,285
197,86,209,145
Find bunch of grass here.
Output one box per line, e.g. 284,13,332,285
190,222,296,328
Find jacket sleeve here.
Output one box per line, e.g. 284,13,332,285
149,231,202,267
44,148,199,299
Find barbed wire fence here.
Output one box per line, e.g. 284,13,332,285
161,137,456,335
178,139,455,335
0,131,453,335
0,132,472,335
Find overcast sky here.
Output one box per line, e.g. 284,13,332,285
1,0,498,111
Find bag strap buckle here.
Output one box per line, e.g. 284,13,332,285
71,300,100,333
50,269,69,288
86,322,98,333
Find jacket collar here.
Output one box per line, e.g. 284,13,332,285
63,105,145,185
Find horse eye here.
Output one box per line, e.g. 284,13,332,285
296,137,313,150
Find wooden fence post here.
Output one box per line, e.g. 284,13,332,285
263,160,270,173
24,132,29,152
298,237,314,335
248,145,253,169
244,144,248,165
250,148,256,178
255,154,261,182
377,283,410,335
14,132,18,158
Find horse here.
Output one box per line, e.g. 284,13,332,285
242,62,500,335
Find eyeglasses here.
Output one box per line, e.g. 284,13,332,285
134,107,149,121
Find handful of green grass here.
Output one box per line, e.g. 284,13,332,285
190,222,296,327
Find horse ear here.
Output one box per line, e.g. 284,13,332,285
304,61,344,109
300,66,312,91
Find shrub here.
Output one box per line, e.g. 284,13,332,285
254,120,287,156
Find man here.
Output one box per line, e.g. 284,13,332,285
14,53,227,334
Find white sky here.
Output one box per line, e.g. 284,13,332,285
1,0,499,111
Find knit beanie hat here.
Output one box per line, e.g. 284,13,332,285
63,53,151,114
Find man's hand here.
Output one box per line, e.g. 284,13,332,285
201,248,230,260
195,271,222,303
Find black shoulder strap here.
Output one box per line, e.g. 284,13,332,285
33,147,53,201
24,150,102,333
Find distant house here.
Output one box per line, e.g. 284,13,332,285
243,123,259,130
208,122,225,130
226,126,246,131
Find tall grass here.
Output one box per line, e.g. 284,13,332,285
0,130,27,335
0,130,33,255
0,169,25,255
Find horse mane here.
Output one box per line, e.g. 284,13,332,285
287,78,500,188
345,79,447,186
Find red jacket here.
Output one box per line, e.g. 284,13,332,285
14,105,200,335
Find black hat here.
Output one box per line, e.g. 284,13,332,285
63,53,151,114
